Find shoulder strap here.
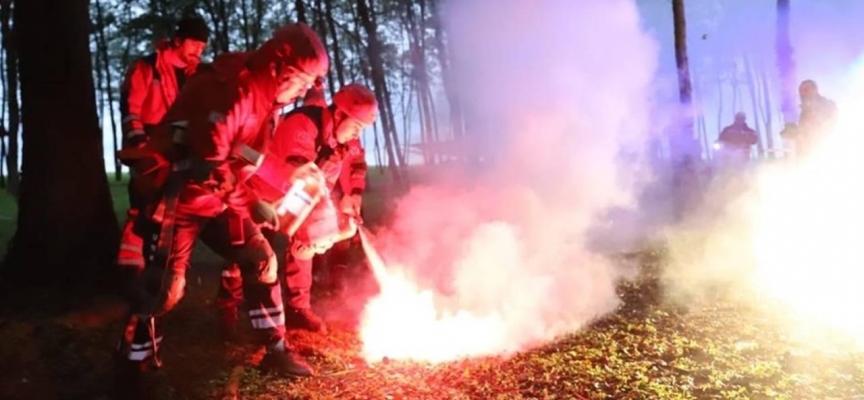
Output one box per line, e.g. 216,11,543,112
142,53,160,81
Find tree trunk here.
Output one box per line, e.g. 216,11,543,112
691,76,710,161
1,0,19,198
240,0,251,51
671,0,699,220
251,0,265,48
95,0,122,181
356,0,403,184
731,75,739,115
716,76,723,135
312,0,336,95
202,0,232,54
323,0,345,88
93,30,105,131
402,1,429,164
759,66,776,155
744,56,765,157
295,0,307,24
776,0,796,123
428,0,463,139
672,0,697,160
4,0,119,290
0,41,6,187
1,34,6,187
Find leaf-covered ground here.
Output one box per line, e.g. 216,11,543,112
1,250,863,400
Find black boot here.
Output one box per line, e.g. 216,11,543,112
286,307,327,334
260,342,315,377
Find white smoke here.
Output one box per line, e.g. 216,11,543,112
359,0,664,361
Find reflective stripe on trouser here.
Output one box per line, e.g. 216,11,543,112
119,209,288,364
284,256,313,310
117,214,145,269
216,228,287,312
217,263,287,340
247,286,285,331
117,206,201,364
118,314,164,362
217,264,285,336
200,212,286,344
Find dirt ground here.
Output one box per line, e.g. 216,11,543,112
1,250,863,400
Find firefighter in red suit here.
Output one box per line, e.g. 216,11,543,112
216,84,375,336
115,23,329,378
116,16,209,274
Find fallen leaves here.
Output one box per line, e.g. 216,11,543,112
213,256,864,400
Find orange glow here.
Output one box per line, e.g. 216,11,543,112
357,227,512,363
748,61,864,345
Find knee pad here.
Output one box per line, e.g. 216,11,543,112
237,233,277,284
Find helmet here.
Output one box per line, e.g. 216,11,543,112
247,23,329,80
332,84,378,125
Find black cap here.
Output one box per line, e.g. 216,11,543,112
174,16,210,43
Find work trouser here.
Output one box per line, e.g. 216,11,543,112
218,233,315,312
118,209,286,364
116,126,157,271
116,176,150,271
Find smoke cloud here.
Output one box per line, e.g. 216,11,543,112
357,0,663,362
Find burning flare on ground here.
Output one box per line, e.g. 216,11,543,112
358,226,511,363
353,0,658,364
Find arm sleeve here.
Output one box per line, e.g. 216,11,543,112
119,60,152,147
340,139,368,196
745,129,758,145
718,127,731,143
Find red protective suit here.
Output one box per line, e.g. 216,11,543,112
117,24,328,376
116,41,198,272
218,104,367,329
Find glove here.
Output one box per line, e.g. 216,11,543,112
339,194,362,217
250,201,280,231
290,237,337,261
334,212,358,242
193,162,235,195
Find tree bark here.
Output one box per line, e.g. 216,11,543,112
759,66,776,156
744,56,766,157
323,0,345,88
95,0,122,181
356,0,403,184
202,0,232,54
776,0,796,123
250,0,265,48
716,76,723,135
671,0,699,220
671,0,697,161
428,0,463,139
1,0,19,198
295,0,307,24
4,0,119,290
1,36,6,187
312,0,336,95
240,0,252,50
